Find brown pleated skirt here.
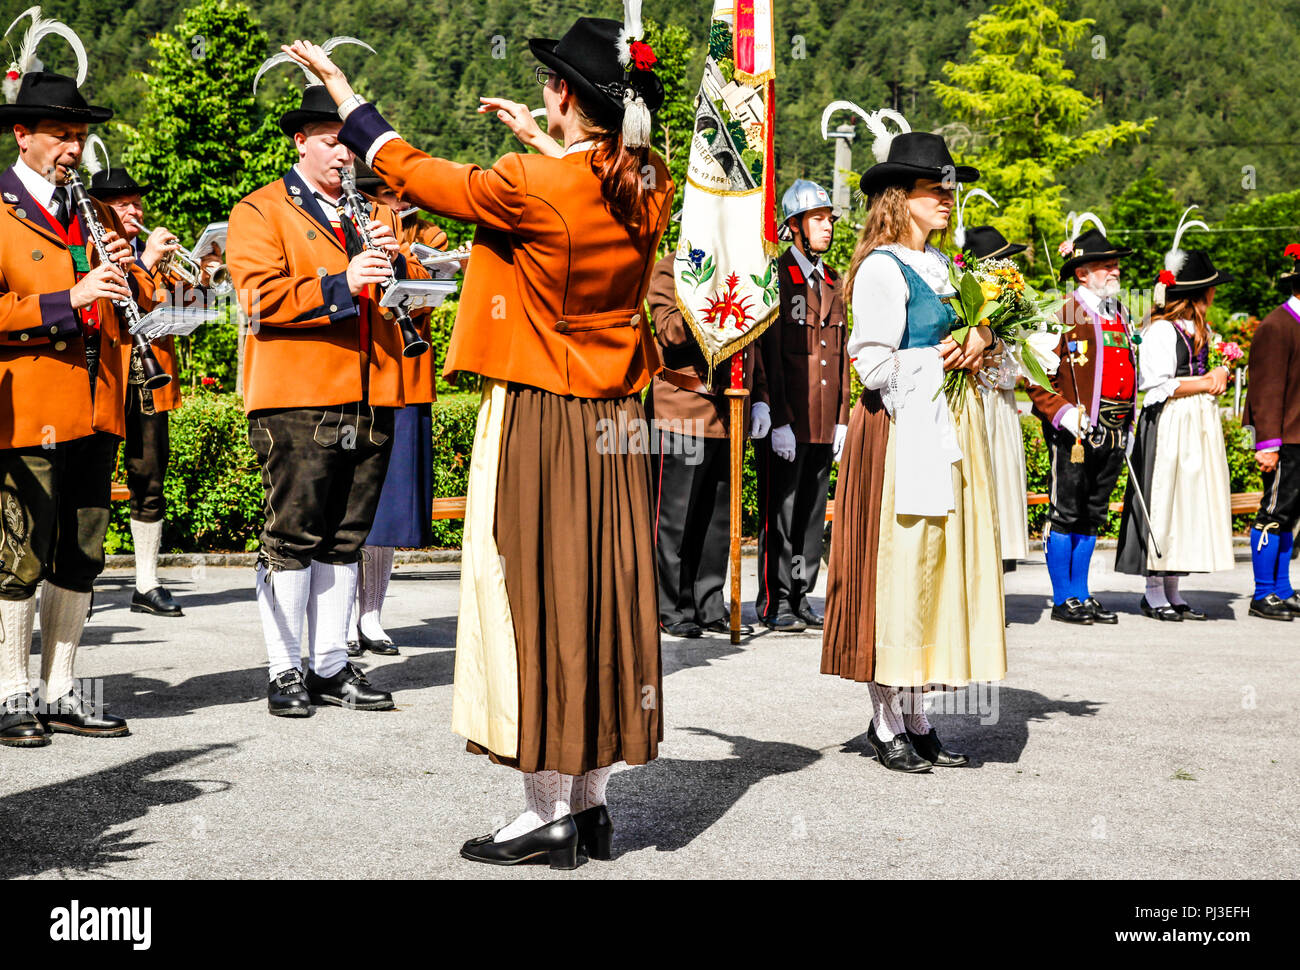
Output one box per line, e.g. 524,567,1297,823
466,384,663,775
821,390,891,682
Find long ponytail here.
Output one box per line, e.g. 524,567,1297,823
575,98,654,232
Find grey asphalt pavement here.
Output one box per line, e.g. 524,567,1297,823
2,550,1296,880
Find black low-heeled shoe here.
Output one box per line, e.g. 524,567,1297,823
1050,597,1093,625
131,585,184,617
572,805,613,860
359,632,399,656
1082,597,1118,624
906,728,969,767
1172,602,1207,620
460,816,579,870
1139,596,1182,622
866,720,932,773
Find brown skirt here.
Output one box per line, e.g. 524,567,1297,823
466,384,663,774
821,390,891,682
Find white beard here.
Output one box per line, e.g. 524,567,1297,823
1094,279,1122,299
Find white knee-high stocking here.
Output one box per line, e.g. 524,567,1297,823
1163,575,1186,607
357,545,394,641
306,561,358,678
38,583,91,700
1145,575,1170,608
0,596,36,699
256,564,311,680
868,681,906,742
494,771,573,843
901,689,932,735
131,519,162,593
569,767,612,813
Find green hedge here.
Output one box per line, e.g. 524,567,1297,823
106,390,1262,553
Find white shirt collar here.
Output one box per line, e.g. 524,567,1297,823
790,245,825,280
563,139,597,157
1287,295,1300,319
1075,284,1121,319
294,164,343,207
12,158,57,210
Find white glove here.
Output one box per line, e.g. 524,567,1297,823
832,423,848,462
1058,406,1083,438
770,424,797,462
750,401,771,439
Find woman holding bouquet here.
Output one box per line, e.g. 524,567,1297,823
822,113,1006,773
1115,240,1237,618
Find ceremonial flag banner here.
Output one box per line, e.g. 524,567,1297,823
674,0,779,375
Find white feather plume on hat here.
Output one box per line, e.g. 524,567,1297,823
4,6,89,103
616,0,643,68
954,187,997,249
1165,205,1209,276
253,36,375,93
818,101,910,163
84,133,110,177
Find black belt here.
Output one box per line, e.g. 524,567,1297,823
1096,397,1134,430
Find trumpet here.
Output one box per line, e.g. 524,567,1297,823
128,219,233,294
337,167,429,358
64,172,171,390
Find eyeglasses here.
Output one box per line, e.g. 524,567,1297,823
535,66,555,86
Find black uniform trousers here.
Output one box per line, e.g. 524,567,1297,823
0,432,118,599
247,402,394,572
755,440,832,618
1043,421,1126,536
652,432,730,628
124,386,169,523
1255,444,1300,533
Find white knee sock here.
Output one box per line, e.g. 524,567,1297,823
868,682,906,742
1145,576,1170,608
1163,575,1186,607
131,518,162,593
570,766,612,813
256,563,311,680
0,596,36,699
901,689,932,735
38,583,91,700
494,771,574,842
358,545,394,642
306,561,358,679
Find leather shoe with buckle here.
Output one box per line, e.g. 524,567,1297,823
37,686,130,737
305,662,394,710
1249,594,1295,621
358,632,399,655
866,720,931,772
573,805,613,860
793,606,823,628
0,692,50,748
701,617,754,636
1279,592,1300,616
268,668,313,717
762,611,807,632
131,585,184,617
660,619,702,638
1083,597,1118,624
1050,597,1093,624
907,728,969,767
460,816,579,870
1172,601,1207,620
1140,596,1182,621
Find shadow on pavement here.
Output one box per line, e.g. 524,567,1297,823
607,727,821,855
0,744,237,878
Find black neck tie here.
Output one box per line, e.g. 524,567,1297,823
51,186,71,229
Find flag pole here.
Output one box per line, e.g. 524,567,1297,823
726,352,747,644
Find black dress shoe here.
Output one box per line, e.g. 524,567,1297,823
0,693,50,748
1083,597,1118,624
304,662,395,710
866,720,932,772
1249,594,1295,621
1172,602,1207,620
1139,596,1183,622
346,640,364,658
1279,592,1300,616
268,668,314,717
906,728,969,767
358,632,399,656
572,805,613,860
700,618,754,636
793,606,824,628
131,586,184,617
660,620,703,638
761,611,807,632
460,816,579,870
37,686,130,737
1050,597,1093,625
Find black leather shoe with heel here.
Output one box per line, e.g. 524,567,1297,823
305,662,395,710
866,720,932,772
906,728,969,767
1140,596,1182,622
573,805,613,860
460,816,579,870
1050,597,1093,625
131,586,184,617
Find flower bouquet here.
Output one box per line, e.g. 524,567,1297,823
1208,332,1244,372
939,256,1065,408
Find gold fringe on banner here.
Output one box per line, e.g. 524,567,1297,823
732,68,775,85
674,290,779,376
684,174,765,199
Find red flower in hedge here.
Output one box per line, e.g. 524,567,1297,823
629,41,657,72
201,376,216,386
1285,243,1300,260
1157,270,1176,286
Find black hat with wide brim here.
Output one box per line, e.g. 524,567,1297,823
1058,227,1134,281
352,160,383,194
528,17,664,132
965,225,1026,261
1163,249,1234,298
279,84,342,138
858,132,978,198
89,166,150,199
0,71,113,124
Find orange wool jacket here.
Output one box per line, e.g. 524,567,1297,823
341,104,675,399
0,163,159,448
227,167,432,414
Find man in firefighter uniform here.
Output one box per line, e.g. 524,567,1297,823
228,81,432,717
1,27,160,746
1028,220,1138,625
646,252,769,638
755,180,850,632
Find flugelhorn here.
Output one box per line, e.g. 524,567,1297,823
128,219,233,294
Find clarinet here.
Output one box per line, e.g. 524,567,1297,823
337,168,430,358
64,171,171,390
